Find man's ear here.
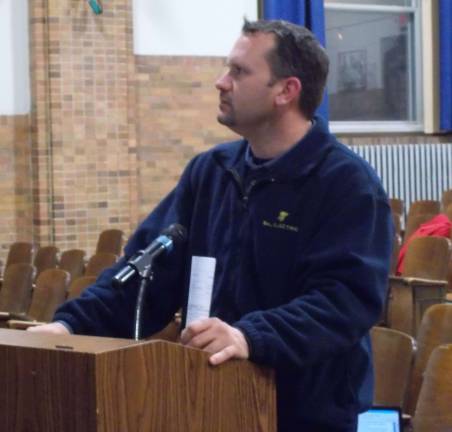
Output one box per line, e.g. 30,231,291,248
274,77,302,106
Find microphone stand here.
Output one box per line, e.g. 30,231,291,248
127,248,163,341
115,224,186,340
134,261,154,341
114,241,169,340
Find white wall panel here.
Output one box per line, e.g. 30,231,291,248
0,0,30,115
133,0,258,56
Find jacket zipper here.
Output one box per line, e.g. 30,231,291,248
227,168,276,208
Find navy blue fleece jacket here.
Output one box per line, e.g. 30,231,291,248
54,116,393,431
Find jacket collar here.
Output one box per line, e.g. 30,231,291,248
213,115,334,181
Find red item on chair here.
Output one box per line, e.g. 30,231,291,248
396,214,452,275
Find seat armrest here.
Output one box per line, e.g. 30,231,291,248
389,275,447,287
0,311,12,320
402,277,447,287
7,320,47,330
0,311,27,321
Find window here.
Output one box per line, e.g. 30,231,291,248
324,0,422,132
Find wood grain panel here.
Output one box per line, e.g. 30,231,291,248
0,345,96,431
0,330,276,432
95,340,275,432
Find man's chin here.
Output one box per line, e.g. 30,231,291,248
217,114,235,127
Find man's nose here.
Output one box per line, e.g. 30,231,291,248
215,72,231,91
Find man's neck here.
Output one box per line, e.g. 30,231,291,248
246,113,313,159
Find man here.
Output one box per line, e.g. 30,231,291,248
30,19,393,431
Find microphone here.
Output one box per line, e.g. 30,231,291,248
112,223,187,288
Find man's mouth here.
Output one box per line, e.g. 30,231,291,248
219,92,231,105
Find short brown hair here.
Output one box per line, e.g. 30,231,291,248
242,19,329,119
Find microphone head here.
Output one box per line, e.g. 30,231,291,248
162,223,187,244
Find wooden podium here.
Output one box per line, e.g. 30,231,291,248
0,329,276,432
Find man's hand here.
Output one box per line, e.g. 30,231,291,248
180,317,249,366
27,322,70,335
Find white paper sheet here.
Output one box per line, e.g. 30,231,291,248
185,256,216,326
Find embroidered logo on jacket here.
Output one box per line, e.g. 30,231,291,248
277,211,289,222
263,211,299,232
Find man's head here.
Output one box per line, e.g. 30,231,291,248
241,19,329,120
215,19,329,136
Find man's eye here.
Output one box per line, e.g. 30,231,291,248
231,66,242,76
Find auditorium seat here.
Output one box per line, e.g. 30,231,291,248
0,242,33,279
407,200,441,219
442,189,452,212
95,229,125,256
59,248,86,282
411,344,452,431
0,263,35,327
446,203,452,221
67,275,96,300
402,237,451,279
387,236,451,336
33,245,59,278
84,252,118,277
404,212,437,242
404,304,452,416
389,198,404,217
404,199,441,244
7,268,70,329
371,326,416,408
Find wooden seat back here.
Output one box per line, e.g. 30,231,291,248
34,245,59,278
412,344,452,431
95,229,124,256
446,203,452,221
67,275,97,300
408,200,440,218
28,269,70,322
405,304,452,415
441,189,452,212
0,263,35,313
404,213,437,243
59,249,86,281
389,198,404,216
371,326,415,407
85,252,117,277
402,236,451,279
4,242,33,270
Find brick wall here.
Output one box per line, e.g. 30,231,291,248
0,115,33,265
135,56,237,218
25,0,236,257
29,0,138,255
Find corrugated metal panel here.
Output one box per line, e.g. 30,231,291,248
349,143,452,215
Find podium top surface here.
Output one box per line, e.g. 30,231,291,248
0,329,143,354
